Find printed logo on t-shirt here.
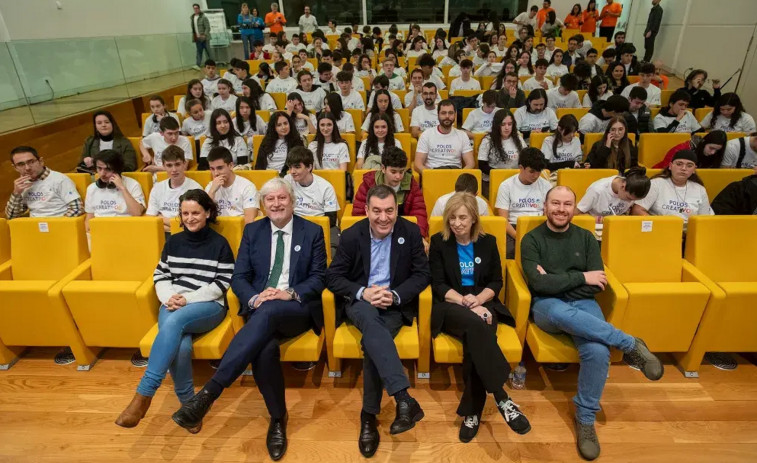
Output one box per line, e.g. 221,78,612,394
662,199,691,215
603,202,630,216
513,197,543,209
217,198,236,213
26,191,47,202
160,200,180,214
460,260,474,276
94,199,124,213
419,119,440,131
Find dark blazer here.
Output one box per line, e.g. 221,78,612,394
231,215,327,331
326,217,431,325
428,232,514,336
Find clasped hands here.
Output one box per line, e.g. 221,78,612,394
253,287,293,308
165,294,187,311
460,293,491,324
362,284,394,309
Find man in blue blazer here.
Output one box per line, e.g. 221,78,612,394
172,177,326,461
327,184,431,458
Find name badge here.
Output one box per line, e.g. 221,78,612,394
294,245,301,252
474,257,481,264
398,237,405,245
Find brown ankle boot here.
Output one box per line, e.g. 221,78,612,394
115,393,152,428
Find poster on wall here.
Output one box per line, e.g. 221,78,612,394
205,9,230,47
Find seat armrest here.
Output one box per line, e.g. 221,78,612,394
227,290,245,333
322,289,339,372
135,275,160,319
417,286,432,374
0,261,12,280
505,260,531,343
598,265,628,327
682,260,726,302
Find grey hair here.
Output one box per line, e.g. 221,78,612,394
260,177,295,202
271,2,279,7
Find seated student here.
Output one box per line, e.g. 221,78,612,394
357,113,401,170
451,59,483,96
513,89,559,140
181,99,212,138
621,62,661,106
516,51,535,79
597,46,616,67
145,146,202,234
546,74,581,109
577,167,651,237
366,75,403,110
586,117,638,173
430,174,490,217
341,63,366,91
284,146,341,248
582,48,604,78
418,54,447,91
578,94,629,134
405,69,442,109
546,49,569,78
315,62,336,93
321,49,341,74
541,115,583,170
654,130,727,169
265,61,298,94
143,96,180,137
653,89,702,134
612,44,640,77
622,86,652,137
478,110,526,195
199,109,249,170
356,54,377,80
243,78,278,112
201,59,221,96
307,112,350,170
293,70,328,113
583,75,613,108
249,40,266,60
523,59,555,92
205,147,259,223
290,54,309,80
378,56,406,91
406,36,427,59
606,62,630,96
115,188,233,430
140,117,194,173
287,33,307,53
495,71,527,109
722,133,757,169
285,92,317,136
221,59,243,93
210,79,238,113
177,79,211,118
410,83,441,138
262,34,278,55
701,93,757,133
6,145,83,220
362,89,404,136
711,173,757,215
232,60,252,93
473,51,502,79
79,110,137,173
462,90,498,139
275,40,293,62
85,149,146,230
298,49,316,73
495,147,551,259
679,69,721,110
335,71,365,111
254,111,305,174
445,49,468,78
572,62,593,91
232,96,267,138
415,100,475,173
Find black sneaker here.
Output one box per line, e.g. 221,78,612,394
574,418,600,460
496,399,531,434
172,389,216,431
704,352,737,370
209,360,220,369
623,353,641,371
459,414,480,443
624,337,663,381
54,347,76,365
131,351,148,368
291,361,317,371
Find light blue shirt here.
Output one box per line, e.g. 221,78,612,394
356,229,399,304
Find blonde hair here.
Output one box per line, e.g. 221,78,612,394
441,192,484,242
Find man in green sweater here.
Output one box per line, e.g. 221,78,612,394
520,186,663,461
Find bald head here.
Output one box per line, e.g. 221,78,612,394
546,185,576,203
544,186,576,232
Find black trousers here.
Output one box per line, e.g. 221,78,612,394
644,33,657,62
211,300,311,419
435,302,511,416
346,301,410,415
599,26,615,42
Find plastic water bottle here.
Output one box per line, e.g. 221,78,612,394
510,362,527,390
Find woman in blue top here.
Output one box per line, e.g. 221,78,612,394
428,192,530,443
238,3,264,59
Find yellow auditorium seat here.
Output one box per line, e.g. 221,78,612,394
602,216,712,358
235,170,278,192
583,132,636,154
257,110,271,123
509,215,628,363
246,59,275,74
679,216,757,376
358,91,367,105
487,169,520,206
0,219,8,264
65,173,93,202
345,109,363,136
270,93,287,110
173,95,183,112
576,89,587,102
128,137,144,170
454,90,483,99
0,217,99,369
62,217,164,354
529,132,551,149
325,216,429,377
394,90,407,107
421,169,482,215
556,107,589,120
396,108,410,134
249,134,265,159
695,169,752,202
439,90,449,99
169,216,244,257
121,172,154,202
395,133,414,165
638,133,691,167
557,169,619,202
313,169,346,221
472,132,486,160
427,217,529,366
694,107,712,122
627,76,640,84
480,76,495,90
660,90,674,108
306,133,357,171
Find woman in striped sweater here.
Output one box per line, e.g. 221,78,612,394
116,189,235,431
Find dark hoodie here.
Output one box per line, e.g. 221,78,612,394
712,174,757,215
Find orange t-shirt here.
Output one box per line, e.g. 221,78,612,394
564,14,581,29
600,3,622,27
265,12,286,34
536,8,555,29
581,10,599,33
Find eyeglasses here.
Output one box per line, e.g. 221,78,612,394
13,158,39,168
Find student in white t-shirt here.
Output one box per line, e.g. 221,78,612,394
513,89,559,140
181,99,212,138
176,79,211,118
285,92,318,136
513,6,539,30
266,61,298,94
145,146,202,233
450,59,483,96
204,147,259,224
201,59,221,96
307,112,351,171
546,74,581,110
405,68,442,109
140,117,194,173
473,52,503,79
356,113,401,170
620,62,662,106
5,146,83,220
210,79,238,113
523,58,555,92
578,167,651,236
478,109,527,196
199,109,250,170
379,56,406,91
410,82,441,139
232,96,267,138
415,100,474,173
366,75,403,110
430,173,489,217
653,90,702,134
418,54,447,91
546,50,569,78
242,78,278,112
142,95,180,137
632,150,713,231
335,71,366,111
318,93,356,135
722,135,757,169
700,93,757,134
462,90,498,139
583,75,613,108
254,111,306,174
541,114,584,170
293,70,327,113
84,149,146,231
361,89,404,137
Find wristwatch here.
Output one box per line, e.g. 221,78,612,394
391,291,400,306
285,288,301,303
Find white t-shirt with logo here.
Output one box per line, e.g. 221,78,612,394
257,138,290,172
199,136,249,164
416,127,472,169
265,76,298,94
621,83,662,106
546,88,581,109
294,87,327,112
478,135,525,171
307,140,351,169
431,192,489,217
285,173,340,217
233,116,267,137
449,77,482,96
722,137,757,168
513,106,559,135
182,114,211,137
210,94,238,112
85,176,146,217
462,108,496,133
653,111,702,133
361,112,404,133
205,175,260,217
356,138,401,160
700,112,757,133
495,175,552,225
635,177,713,228
142,133,194,166
541,135,583,164
577,175,637,235
410,105,440,131
146,177,202,218
339,90,366,111
21,170,81,217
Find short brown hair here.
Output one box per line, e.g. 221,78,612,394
162,145,187,164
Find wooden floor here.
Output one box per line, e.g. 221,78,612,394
1,348,757,462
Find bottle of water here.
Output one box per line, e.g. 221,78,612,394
510,362,526,390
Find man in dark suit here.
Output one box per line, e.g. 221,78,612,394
326,184,431,458
172,177,327,461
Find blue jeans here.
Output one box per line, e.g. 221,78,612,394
195,39,211,67
531,297,635,425
241,34,254,59
137,302,226,403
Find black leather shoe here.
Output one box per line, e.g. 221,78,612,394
389,398,424,435
358,415,380,458
266,413,288,461
172,389,215,432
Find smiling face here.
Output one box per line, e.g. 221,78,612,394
422,86,437,107
275,115,290,137
448,204,474,240
373,119,388,139
288,162,312,183
95,114,113,137
544,188,575,231
366,194,397,239
319,117,334,139
264,187,294,224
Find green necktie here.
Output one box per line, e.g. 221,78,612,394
266,230,285,288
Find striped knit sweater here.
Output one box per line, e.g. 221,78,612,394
153,225,235,307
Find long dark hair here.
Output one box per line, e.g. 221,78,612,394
518,51,534,75
548,48,564,66
552,114,579,156
255,111,303,169
586,0,597,12
570,3,582,15
711,93,746,130
185,79,208,109
494,59,517,89
588,75,609,104
234,96,259,134
364,112,396,159
695,130,728,168
179,189,219,227
243,78,265,110
92,110,125,140
313,112,346,166
606,62,630,91
321,92,345,119
208,109,239,148
287,92,311,117
486,109,524,165
601,117,633,171
527,89,548,114
367,89,396,121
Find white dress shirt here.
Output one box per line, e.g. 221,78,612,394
268,217,294,290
